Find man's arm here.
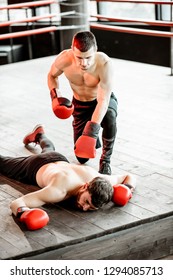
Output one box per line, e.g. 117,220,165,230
74,58,114,158
47,50,71,91
47,51,74,119
91,58,113,124
101,172,137,191
10,178,67,216
47,57,63,91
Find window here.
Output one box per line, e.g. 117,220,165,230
98,2,155,20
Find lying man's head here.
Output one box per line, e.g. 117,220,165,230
76,176,113,211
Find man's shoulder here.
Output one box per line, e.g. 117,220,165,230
55,49,73,68
96,52,111,66
58,49,74,59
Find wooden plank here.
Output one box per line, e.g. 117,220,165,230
22,215,173,260
0,56,173,260
0,237,22,259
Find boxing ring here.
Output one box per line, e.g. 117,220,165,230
0,0,173,72
0,0,173,260
0,54,173,260
90,0,173,75
0,0,88,59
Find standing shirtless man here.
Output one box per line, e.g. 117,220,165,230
0,125,136,230
47,31,118,175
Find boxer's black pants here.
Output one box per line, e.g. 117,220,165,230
72,92,118,164
0,135,69,186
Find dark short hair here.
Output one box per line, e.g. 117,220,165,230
72,31,97,52
88,176,113,208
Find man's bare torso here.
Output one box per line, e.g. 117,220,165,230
55,49,110,101
36,161,99,197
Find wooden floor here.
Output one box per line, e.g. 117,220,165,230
0,56,173,260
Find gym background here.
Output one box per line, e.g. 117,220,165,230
0,0,172,67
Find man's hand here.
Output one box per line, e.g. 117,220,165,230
50,88,74,119
112,184,133,206
74,121,100,158
17,207,49,230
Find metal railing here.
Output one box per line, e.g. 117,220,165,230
0,0,87,60
90,0,173,75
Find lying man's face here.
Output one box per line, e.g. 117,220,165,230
76,184,98,211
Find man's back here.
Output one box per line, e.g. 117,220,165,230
36,161,99,193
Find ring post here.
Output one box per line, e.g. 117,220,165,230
59,0,89,50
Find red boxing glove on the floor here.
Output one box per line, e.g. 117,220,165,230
112,184,133,206
75,121,100,158
17,207,49,230
50,88,74,119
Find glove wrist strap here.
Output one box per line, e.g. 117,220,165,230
124,183,134,191
55,88,62,97
83,121,100,138
16,206,30,218
50,88,61,100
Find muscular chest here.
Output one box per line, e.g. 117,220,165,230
64,67,99,87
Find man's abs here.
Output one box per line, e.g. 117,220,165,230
65,70,100,101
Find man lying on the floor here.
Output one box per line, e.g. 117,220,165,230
0,125,136,230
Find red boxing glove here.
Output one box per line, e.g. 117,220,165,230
75,121,100,158
17,207,49,230
112,184,133,206
50,88,74,119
